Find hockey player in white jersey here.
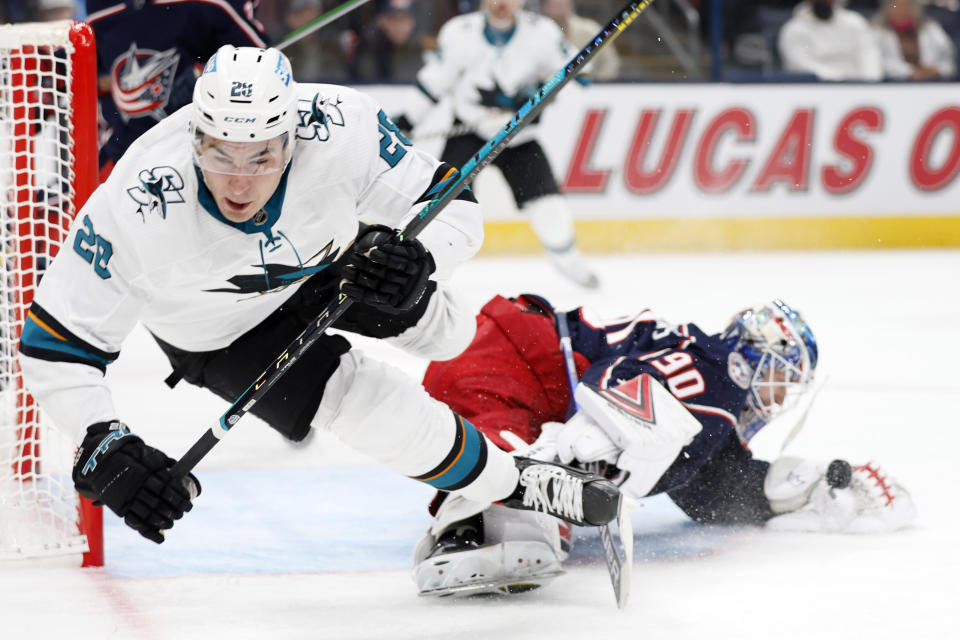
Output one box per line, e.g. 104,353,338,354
17,46,621,545
397,0,600,289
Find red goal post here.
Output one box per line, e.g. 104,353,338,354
0,20,102,567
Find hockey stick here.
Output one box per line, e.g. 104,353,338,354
778,374,828,453
277,0,373,51
557,314,633,609
172,0,655,477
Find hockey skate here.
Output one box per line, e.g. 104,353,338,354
414,502,568,598
502,456,620,527
547,245,600,290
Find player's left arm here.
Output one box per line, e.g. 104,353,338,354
666,432,775,525
354,97,483,280
337,94,481,359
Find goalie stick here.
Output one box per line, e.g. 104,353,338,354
172,0,655,477
557,313,633,610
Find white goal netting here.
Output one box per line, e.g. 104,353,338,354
0,21,96,561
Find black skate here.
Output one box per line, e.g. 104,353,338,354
501,456,620,527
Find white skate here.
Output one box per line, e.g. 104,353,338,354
413,502,569,597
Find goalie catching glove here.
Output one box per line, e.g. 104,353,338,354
340,224,435,314
73,421,200,544
763,457,916,533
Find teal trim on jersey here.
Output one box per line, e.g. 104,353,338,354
20,315,112,369
483,21,516,46
195,161,292,238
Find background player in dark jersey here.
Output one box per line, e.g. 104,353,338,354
413,294,917,596
86,0,268,179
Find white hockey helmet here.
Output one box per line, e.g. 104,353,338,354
720,299,819,442
190,45,298,175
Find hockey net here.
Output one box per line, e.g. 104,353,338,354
0,21,102,566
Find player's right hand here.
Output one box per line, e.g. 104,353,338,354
72,421,200,544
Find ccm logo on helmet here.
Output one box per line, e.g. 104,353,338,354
223,116,256,124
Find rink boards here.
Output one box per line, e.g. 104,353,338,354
370,82,960,252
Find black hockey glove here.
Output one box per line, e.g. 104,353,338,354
340,224,435,314
73,421,200,544
393,114,414,138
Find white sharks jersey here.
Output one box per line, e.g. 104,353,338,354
414,10,576,146
19,83,482,438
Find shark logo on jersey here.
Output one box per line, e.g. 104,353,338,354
126,166,185,221
296,93,345,141
206,238,341,296
110,43,180,123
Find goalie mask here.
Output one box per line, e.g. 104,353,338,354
190,46,297,176
720,300,819,443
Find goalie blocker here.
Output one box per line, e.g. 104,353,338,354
554,374,704,499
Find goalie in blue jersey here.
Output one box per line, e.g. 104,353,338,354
416,295,917,597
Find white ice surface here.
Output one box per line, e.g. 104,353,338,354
3,250,959,639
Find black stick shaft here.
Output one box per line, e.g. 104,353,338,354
173,0,654,476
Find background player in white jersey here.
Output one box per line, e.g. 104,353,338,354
414,295,916,596
396,0,600,289
17,46,621,545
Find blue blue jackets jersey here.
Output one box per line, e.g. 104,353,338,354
87,0,268,169
556,301,775,524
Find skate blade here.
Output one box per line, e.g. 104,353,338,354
418,570,565,598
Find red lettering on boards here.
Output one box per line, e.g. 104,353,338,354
693,107,756,194
623,108,695,194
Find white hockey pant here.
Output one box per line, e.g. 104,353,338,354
312,351,518,502
522,194,576,253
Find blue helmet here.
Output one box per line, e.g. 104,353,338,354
721,300,818,443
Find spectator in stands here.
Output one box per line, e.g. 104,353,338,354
342,0,419,81
541,0,620,79
33,0,76,21
872,0,957,79
278,0,325,81
416,0,478,52
778,0,884,80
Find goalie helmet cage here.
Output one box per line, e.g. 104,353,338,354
0,21,102,567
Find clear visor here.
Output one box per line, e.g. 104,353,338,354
193,131,292,176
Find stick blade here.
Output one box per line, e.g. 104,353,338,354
598,496,634,609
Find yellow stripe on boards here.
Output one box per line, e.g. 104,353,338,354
479,216,960,253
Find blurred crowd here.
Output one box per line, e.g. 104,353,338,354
4,0,960,82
